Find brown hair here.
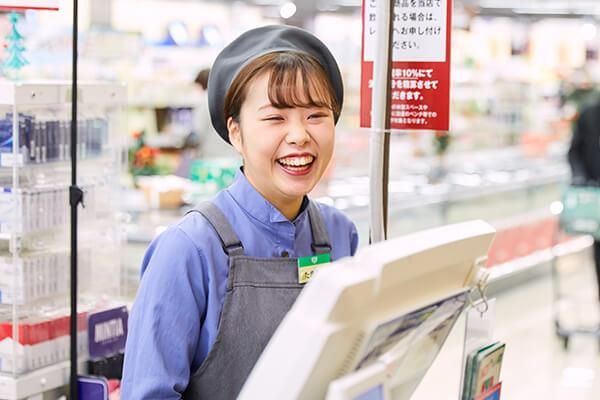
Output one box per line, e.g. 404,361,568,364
194,68,210,90
223,52,341,123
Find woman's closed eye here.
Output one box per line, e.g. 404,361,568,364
262,115,284,121
308,112,329,120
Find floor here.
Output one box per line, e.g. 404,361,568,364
412,249,600,400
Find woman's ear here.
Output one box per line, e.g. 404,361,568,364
227,117,243,154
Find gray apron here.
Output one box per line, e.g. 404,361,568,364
183,201,332,399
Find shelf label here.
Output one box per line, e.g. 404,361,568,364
0,1,58,10
0,153,24,168
360,0,452,131
88,306,128,359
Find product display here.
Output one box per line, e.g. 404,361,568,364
462,342,505,400
0,248,91,304
0,182,111,235
0,309,88,374
0,114,109,166
0,82,126,399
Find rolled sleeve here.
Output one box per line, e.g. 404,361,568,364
122,227,206,399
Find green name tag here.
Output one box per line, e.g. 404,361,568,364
297,253,331,284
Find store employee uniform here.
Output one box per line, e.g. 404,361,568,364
122,25,357,399
122,171,358,398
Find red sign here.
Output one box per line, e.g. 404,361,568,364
360,0,452,131
0,1,58,11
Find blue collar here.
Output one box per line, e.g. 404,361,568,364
225,169,309,225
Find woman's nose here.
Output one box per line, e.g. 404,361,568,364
285,120,310,146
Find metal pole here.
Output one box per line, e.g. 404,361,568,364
70,0,83,398
368,0,394,243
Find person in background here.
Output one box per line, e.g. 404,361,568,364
192,67,238,159
121,25,359,399
568,98,600,302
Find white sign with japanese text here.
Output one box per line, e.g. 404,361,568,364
360,0,452,130
364,0,447,62
0,0,58,10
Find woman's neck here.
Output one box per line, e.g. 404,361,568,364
274,196,304,221
243,170,303,221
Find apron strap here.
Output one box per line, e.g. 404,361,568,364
307,201,332,255
187,202,245,257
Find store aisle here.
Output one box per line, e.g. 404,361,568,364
412,249,600,400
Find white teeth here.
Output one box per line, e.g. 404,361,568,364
278,155,314,167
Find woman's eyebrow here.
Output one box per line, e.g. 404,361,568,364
257,103,275,111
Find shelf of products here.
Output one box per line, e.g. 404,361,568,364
0,81,126,399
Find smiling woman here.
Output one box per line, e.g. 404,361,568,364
121,25,358,400
224,53,341,220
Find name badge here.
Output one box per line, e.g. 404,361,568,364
297,253,331,284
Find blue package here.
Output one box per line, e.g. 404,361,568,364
51,120,59,162
33,121,42,163
0,118,11,154
40,121,47,163
0,113,35,165
47,120,54,162
49,120,56,162
90,118,100,156
23,114,33,159
64,120,71,161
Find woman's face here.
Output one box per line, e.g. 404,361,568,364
227,71,335,214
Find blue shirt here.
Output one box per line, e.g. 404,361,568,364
121,171,359,399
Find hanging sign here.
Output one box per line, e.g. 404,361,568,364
0,1,59,10
360,0,452,131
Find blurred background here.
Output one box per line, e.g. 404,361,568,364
2,0,600,398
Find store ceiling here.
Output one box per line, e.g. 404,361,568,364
204,0,362,14
204,0,600,17
470,0,600,17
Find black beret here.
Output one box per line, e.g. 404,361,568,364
207,25,344,144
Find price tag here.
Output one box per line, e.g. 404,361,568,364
297,253,330,284
0,153,24,167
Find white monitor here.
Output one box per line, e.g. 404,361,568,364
239,220,495,400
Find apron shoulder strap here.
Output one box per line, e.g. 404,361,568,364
306,201,333,255
186,202,245,257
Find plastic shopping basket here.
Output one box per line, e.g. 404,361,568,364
559,185,600,240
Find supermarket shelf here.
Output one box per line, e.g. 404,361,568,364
0,225,118,253
0,81,125,106
0,359,86,400
0,153,119,173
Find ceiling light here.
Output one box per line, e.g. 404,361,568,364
280,2,297,19
167,21,189,46
582,23,597,41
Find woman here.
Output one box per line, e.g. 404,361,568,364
121,25,359,399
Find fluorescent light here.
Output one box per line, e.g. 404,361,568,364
582,22,597,41
512,7,571,15
280,2,297,19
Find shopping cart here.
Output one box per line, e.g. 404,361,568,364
553,185,600,350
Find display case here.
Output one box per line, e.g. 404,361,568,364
121,143,571,291
0,81,126,399
319,144,570,268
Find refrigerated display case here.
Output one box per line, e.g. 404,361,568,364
121,137,571,297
